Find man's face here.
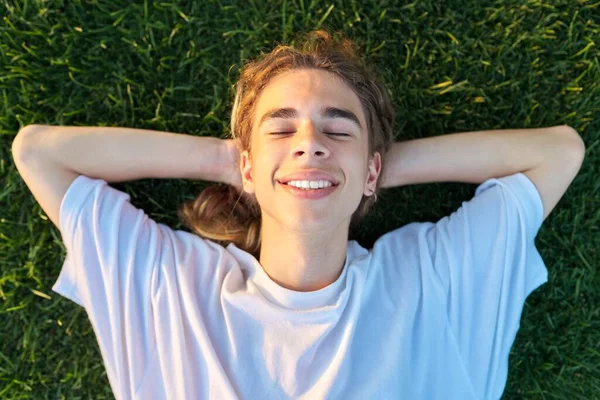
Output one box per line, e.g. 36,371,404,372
240,68,381,231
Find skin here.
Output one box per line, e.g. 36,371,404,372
239,68,381,292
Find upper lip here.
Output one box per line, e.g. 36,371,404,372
277,170,340,185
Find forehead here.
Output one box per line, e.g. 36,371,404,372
253,68,365,126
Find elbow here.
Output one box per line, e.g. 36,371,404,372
560,125,586,162
13,124,49,155
12,127,32,158
18,124,50,138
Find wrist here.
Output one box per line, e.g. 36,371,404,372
220,139,242,190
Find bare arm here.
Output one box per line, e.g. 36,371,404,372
14,124,228,182
379,125,586,221
12,124,230,229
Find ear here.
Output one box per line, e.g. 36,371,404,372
241,150,255,194
364,151,382,196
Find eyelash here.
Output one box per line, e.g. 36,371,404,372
270,132,350,137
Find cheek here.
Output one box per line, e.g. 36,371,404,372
252,157,274,185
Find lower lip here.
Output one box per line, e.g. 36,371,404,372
279,182,338,199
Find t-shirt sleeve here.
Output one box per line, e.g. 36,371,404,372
52,174,162,398
427,172,548,399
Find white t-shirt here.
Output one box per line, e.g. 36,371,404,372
52,172,548,400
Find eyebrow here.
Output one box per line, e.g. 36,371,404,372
258,106,362,131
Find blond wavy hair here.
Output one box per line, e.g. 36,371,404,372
177,29,395,260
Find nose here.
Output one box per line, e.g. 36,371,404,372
291,121,331,159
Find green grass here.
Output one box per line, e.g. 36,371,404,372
1,0,599,398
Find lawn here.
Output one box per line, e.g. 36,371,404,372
1,0,599,398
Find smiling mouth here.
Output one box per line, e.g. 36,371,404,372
277,181,340,202
278,181,340,189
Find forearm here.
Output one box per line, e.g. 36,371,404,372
380,125,582,188
17,124,227,183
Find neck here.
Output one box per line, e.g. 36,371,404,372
258,216,349,292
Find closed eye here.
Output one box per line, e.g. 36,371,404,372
270,132,350,137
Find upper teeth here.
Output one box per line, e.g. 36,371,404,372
286,180,333,189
